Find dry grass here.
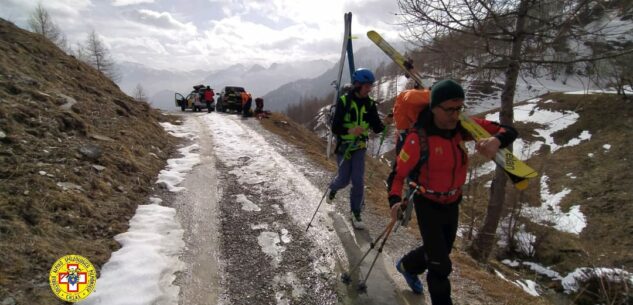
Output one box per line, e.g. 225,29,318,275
0,20,177,304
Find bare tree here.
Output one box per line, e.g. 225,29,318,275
28,3,68,51
397,0,633,261
84,30,119,82
133,84,148,103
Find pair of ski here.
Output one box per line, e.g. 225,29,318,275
367,31,538,190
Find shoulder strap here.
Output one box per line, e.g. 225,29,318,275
408,127,429,181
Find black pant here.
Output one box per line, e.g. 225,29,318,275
206,101,212,112
401,195,459,305
242,100,252,117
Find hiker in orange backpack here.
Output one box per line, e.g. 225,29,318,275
389,79,517,305
386,80,430,190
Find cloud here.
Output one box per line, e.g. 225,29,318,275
126,9,197,33
112,0,155,6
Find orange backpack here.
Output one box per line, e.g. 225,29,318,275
393,89,430,130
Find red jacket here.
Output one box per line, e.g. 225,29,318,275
204,89,214,102
389,110,517,204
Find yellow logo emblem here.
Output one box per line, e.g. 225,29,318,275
49,255,96,302
399,149,410,162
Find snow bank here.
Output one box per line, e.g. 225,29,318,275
522,175,586,234
80,203,185,305
562,267,633,293
156,121,201,192
156,144,201,192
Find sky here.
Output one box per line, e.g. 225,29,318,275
0,0,405,71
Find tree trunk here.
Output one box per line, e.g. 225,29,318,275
470,0,531,262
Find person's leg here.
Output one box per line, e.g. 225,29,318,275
206,101,211,113
329,152,352,192
349,149,366,214
424,202,456,305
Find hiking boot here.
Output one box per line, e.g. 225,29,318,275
351,212,365,230
326,189,336,204
396,258,423,294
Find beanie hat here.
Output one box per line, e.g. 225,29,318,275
430,79,465,108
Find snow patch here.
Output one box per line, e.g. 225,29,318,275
251,223,270,230
156,144,201,192
81,204,184,305
149,197,162,205
280,228,291,244
494,269,541,297
257,231,286,268
272,204,284,215
562,267,633,294
522,175,586,234
235,194,261,212
603,144,611,151
160,122,198,140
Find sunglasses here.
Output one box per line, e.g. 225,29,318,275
437,104,466,114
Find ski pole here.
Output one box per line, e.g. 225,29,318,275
340,182,422,291
374,126,388,158
340,219,394,284
306,138,358,231
356,219,397,293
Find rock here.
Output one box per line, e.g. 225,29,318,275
1,296,16,305
92,164,106,172
57,182,84,192
117,186,125,192
90,134,114,142
38,171,46,176
23,190,29,195
58,93,77,111
0,130,6,139
79,144,103,160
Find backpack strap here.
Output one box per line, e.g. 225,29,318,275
407,127,429,182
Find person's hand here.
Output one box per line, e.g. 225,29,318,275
476,137,501,159
390,202,403,221
348,126,365,136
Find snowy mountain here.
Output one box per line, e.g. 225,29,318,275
264,44,401,112
116,60,333,110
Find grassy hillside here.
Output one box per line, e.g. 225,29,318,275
464,93,632,303
0,19,177,304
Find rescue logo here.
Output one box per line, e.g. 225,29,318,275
49,254,96,302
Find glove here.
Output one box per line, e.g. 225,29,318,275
388,195,402,208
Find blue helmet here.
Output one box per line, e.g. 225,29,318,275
352,68,375,84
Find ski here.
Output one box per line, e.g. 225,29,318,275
326,12,353,158
367,30,537,190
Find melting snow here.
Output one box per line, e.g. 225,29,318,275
81,203,185,305
236,194,261,212
258,231,286,268
280,228,291,244
156,144,201,192
522,175,586,234
562,267,633,294
251,223,270,230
